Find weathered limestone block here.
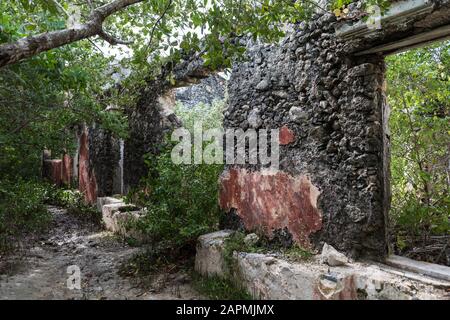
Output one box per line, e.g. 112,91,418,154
96,196,122,213
195,231,450,300
102,203,126,233
236,253,318,299
195,230,235,277
320,243,349,266
101,200,143,241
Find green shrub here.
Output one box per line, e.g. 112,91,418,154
126,99,225,249
128,146,223,248
387,42,450,240
44,185,100,223
0,180,51,253
191,273,252,300
174,100,225,131
390,194,449,237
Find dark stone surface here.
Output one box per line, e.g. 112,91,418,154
88,125,120,197
221,2,450,259
222,13,389,260
175,74,225,108
123,82,180,193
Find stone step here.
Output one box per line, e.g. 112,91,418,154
385,255,450,282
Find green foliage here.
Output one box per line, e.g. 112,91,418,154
386,42,450,240
332,0,354,10
0,6,127,252
129,145,223,248
283,245,315,261
0,180,51,253
44,185,100,223
174,99,225,131
191,273,252,300
1,2,129,182
3,0,394,79
0,43,127,181
331,0,390,10
127,100,224,248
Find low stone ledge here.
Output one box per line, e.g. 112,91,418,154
195,231,450,300
99,198,145,241
96,196,122,212
385,255,450,282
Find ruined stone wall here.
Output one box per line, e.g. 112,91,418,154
124,53,217,192
221,0,450,260
88,125,121,197
42,151,73,188
73,53,218,199
123,85,181,193
175,74,226,108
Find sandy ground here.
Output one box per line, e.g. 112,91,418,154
0,206,201,300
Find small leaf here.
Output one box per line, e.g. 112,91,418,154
333,9,341,17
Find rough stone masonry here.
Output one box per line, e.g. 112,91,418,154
220,0,450,260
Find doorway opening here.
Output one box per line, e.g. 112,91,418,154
385,41,449,266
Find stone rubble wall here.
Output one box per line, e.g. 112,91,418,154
123,53,218,193
88,125,122,197
220,0,450,260
222,12,388,260
175,74,226,109
45,54,220,203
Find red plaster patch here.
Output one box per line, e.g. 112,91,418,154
279,125,295,145
44,159,63,186
219,168,322,248
78,129,97,204
61,154,72,186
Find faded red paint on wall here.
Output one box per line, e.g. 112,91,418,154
61,154,72,186
43,159,63,186
78,129,97,204
219,168,322,248
279,125,295,145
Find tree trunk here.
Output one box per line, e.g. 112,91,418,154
0,0,144,68
0,24,98,67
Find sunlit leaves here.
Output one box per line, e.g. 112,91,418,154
386,41,450,236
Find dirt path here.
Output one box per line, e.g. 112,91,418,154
0,206,201,300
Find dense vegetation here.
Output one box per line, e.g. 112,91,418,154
128,100,224,249
0,0,447,270
386,42,450,265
